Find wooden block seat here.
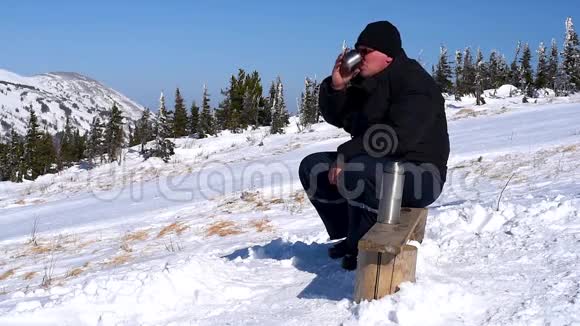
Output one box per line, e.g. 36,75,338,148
354,207,428,302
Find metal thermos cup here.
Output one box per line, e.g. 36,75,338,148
342,49,363,73
377,162,405,224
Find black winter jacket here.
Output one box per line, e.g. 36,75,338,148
319,50,450,181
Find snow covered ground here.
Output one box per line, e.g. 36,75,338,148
0,92,579,325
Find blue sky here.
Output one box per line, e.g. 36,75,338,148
1,0,578,113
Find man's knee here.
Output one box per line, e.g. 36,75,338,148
299,152,335,186
298,153,316,176
300,152,326,177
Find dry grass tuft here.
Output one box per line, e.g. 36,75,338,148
255,201,270,211
0,268,16,281
292,191,305,204
123,230,149,242
120,243,133,253
561,144,578,153
23,271,37,280
240,191,260,202
77,239,97,249
107,254,131,266
206,221,244,237
249,219,274,233
456,108,475,115
157,222,189,238
269,198,284,204
29,243,61,255
15,199,26,205
451,108,485,120
65,267,84,278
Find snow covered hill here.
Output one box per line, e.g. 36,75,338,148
0,68,146,137
0,92,579,325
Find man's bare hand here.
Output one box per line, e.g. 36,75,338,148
328,161,344,185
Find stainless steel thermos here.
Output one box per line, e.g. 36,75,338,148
377,161,405,224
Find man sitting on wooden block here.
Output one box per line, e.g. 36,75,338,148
298,21,450,270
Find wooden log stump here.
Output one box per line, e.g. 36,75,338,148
354,208,427,303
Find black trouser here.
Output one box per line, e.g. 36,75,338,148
298,152,444,254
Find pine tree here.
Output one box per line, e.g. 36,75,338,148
189,101,200,136
305,77,317,124
199,85,216,137
434,45,453,93
562,17,580,92
497,54,510,87
37,131,56,175
461,47,476,96
157,92,175,137
312,78,321,122
509,41,522,88
298,90,307,130
548,38,560,90
216,70,249,133
86,117,105,164
8,129,24,182
59,116,75,168
155,92,165,138
0,140,9,181
150,92,175,162
128,124,137,147
487,50,503,89
474,49,487,105
173,88,188,137
104,102,124,163
259,82,276,126
554,63,572,96
535,42,549,90
216,75,235,132
298,78,311,129
520,43,535,99
453,50,463,99
135,108,153,154
478,49,491,89
242,89,258,130
298,77,319,129
242,71,263,129
23,110,41,180
72,129,86,162
232,69,246,131
270,76,289,134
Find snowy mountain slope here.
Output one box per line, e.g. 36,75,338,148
0,68,146,137
0,96,579,325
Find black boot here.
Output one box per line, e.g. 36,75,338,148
341,253,357,271
328,240,348,259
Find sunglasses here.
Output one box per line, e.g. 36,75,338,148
357,48,375,56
